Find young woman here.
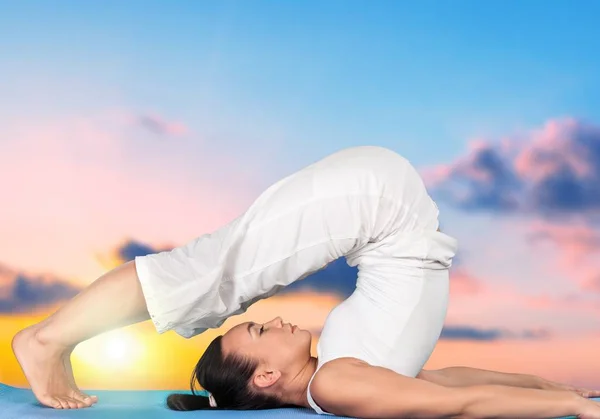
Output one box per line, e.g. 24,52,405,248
13,146,600,418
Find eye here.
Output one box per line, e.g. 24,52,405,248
259,325,265,335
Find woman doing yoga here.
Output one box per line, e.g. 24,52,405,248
12,146,600,418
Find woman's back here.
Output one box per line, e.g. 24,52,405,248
304,148,459,414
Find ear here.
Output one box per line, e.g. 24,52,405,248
253,368,282,389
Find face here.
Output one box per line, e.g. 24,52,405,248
221,317,312,390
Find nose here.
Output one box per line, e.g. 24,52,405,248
266,317,284,328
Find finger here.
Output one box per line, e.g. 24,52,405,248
579,389,600,398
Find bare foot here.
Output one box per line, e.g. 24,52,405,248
25,321,97,406
62,345,99,405
12,326,96,409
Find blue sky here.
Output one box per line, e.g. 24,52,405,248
3,0,600,171
2,0,600,303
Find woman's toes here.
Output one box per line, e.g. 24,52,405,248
65,397,78,409
83,395,98,405
42,396,61,409
70,397,84,409
71,391,93,406
71,398,84,409
56,397,69,409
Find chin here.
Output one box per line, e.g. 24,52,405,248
300,329,312,343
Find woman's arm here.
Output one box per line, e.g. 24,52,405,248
417,366,544,389
310,358,594,419
418,367,600,398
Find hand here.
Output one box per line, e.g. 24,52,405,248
542,379,600,398
576,398,600,419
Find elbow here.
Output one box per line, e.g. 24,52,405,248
449,385,494,419
433,387,473,419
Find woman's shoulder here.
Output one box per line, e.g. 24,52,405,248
309,357,370,413
309,358,459,418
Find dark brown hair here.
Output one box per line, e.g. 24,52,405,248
166,335,285,411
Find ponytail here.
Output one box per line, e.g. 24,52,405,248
166,393,213,411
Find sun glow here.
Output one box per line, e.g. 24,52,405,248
105,336,129,361
74,329,145,370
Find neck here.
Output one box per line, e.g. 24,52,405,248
280,356,318,408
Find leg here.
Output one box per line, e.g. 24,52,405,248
12,260,151,409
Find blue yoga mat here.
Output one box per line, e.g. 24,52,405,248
0,383,596,418
0,383,353,419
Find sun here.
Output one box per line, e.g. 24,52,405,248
105,335,131,361
74,329,145,370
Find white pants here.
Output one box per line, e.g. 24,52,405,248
134,146,458,338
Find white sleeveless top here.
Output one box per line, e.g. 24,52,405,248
305,226,458,414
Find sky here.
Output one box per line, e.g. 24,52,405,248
1,0,599,390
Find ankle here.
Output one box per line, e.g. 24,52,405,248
33,325,72,353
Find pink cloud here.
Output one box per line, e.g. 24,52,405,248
449,267,485,295
421,117,600,215
444,265,599,336
584,275,600,292
527,220,600,291
524,293,600,315
529,220,600,256
421,117,600,297
514,118,595,182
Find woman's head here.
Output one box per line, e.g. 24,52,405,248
167,316,312,411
